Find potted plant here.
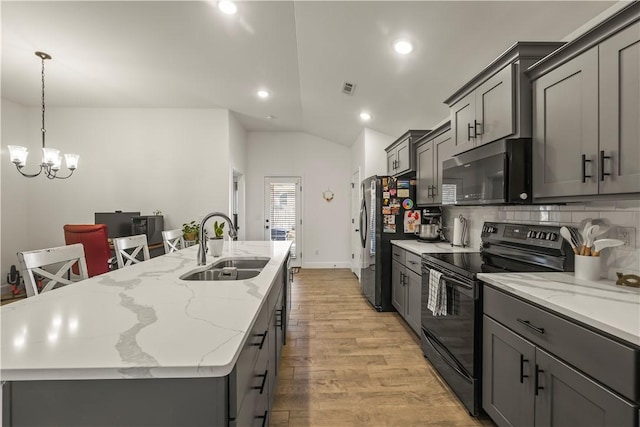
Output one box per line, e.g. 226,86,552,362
182,221,199,242
207,221,225,257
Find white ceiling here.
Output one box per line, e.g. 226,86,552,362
1,1,617,146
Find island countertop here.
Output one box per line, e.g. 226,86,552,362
478,272,640,347
1,241,291,381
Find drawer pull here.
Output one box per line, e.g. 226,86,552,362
256,410,268,427
252,369,268,394
251,331,268,349
519,354,529,384
517,318,544,334
534,365,544,396
393,253,400,257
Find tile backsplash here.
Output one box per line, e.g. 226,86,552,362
442,200,640,280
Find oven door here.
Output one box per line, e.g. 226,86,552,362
421,265,478,376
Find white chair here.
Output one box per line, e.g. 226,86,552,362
17,244,89,297
162,229,185,254
113,235,150,268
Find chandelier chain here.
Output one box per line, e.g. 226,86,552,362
41,54,46,148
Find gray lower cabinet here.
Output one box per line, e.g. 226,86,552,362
390,245,421,335
483,286,639,427
2,271,288,427
529,5,640,200
416,122,453,206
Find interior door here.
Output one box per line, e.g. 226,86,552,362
264,177,302,267
350,170,361,278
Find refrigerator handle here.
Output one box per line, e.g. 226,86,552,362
359,196,367,249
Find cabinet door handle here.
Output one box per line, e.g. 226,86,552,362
393,253,400,257
474,120,483,136
431,185,438,197
427,185,432,198
251,331,268,349
276,309,283,329
600,150,611,181
399,272,405,286
256,410,269,427
252,369,269,394
581,154,592,183
519,354,529,384
534,365,544,396
517,318,545,334
467,123,476,141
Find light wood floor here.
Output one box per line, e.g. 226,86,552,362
271,269,496,427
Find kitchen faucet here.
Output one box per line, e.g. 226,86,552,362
197,212,238,266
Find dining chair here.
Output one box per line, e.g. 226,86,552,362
63,224,112,277
162,229,185,254
113,234,150,268
17,244,89,297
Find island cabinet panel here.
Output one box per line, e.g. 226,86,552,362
599,21,640,194
483,285,639,427
529,3,640,201
3,377,228,427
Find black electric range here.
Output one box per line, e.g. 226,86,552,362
419,222,575,416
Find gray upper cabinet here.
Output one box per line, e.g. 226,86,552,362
416,121,453,206
528,3,640,200
599,21,640,194
386,130,429,177
446,42,565,156
531,47,599,198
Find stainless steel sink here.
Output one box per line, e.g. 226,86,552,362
179,257,270,281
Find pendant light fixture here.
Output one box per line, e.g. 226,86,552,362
7,51,79,179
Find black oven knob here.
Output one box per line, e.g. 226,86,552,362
527,230,534,238
547,232,557,241
538,231,547,240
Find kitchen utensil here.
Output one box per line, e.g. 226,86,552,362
592,238,624,256
616,272,640,288
568,227,583,248
581,224,600,256
578,217,592,233
560,227,579,254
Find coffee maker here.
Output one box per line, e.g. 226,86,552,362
415,207,443,241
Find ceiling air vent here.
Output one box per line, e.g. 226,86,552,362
341,81,356,96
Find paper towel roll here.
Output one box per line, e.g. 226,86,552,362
452,217,463,246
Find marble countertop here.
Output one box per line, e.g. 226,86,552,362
391,239,479,255
478,272,640,347
1,241,291,381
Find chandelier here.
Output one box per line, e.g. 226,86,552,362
7,51,79,179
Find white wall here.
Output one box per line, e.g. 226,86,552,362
1,104,233,279
245,131,351,268
350,127,394,183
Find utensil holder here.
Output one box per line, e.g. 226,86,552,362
574,255,601,281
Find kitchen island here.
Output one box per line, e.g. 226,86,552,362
1,241,291,426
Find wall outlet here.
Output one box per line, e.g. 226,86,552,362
616,227,636,248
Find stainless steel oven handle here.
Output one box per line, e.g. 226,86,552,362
422,332,472,382
440,273,473,290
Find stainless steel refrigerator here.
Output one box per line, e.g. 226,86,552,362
359,175,418,311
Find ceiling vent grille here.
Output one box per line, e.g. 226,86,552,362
341,81,356,96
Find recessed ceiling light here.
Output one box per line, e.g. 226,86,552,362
257,90,270,99
393,39,413,55
360,112,372,121
218,1,237,15
267,115,276,120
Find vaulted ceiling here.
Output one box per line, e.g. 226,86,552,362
2,1,617,146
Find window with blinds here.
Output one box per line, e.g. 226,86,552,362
268,182,297,258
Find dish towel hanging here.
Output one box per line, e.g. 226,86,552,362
427,269,447,316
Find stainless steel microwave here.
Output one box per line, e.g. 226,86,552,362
442,138,531,205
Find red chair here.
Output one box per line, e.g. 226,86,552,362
63,224,112,278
